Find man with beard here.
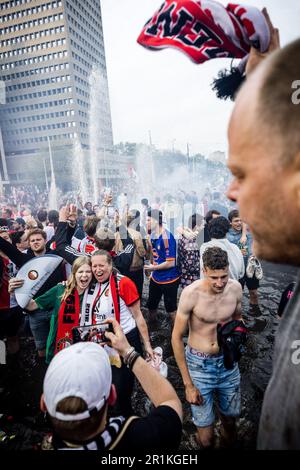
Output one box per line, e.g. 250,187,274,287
226,36,300,449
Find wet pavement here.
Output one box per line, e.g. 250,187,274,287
0,261,298,450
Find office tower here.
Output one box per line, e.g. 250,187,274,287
0,0,113,188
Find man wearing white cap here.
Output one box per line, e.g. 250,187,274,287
41,319,182,451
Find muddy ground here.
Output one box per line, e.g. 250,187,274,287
0,261,298,450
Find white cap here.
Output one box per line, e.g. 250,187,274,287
43,342,112,421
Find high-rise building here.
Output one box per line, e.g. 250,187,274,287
0,0,114,188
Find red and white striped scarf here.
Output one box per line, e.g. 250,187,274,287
137,0,270,72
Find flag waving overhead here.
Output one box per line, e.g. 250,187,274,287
137,0,271,100
137,0,270,69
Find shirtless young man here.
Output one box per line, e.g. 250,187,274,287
172,246,243,448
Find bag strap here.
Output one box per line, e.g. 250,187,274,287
108,416,139,450
111,270,121,324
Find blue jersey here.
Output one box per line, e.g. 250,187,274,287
150,228,180,284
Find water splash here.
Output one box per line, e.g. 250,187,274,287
47,137,58,210
89,66,109,204
73,134,89,204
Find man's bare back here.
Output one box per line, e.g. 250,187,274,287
182,279,243,354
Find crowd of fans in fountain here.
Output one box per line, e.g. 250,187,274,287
0,181,274,450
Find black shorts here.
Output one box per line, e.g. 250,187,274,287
0,306,24,338
239,274,259,291
147,278,179,313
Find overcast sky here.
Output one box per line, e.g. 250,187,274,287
101,0,300,156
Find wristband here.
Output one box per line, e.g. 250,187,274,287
123,346,135,365
127,351,140,370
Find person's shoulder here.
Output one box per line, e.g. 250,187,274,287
118,274,136,289
185,279,203,292
227,279,243,294
117,406,181,451
181,280,203,302
56,283,66,294
227,228,237,237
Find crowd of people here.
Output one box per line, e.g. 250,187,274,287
0,184,262,449
1,26,300,453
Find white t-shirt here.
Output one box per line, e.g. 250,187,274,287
200,238,245,280
93,276,139,334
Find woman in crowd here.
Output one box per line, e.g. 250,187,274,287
10,250,154,416
177,213,204,289
9,256,93,364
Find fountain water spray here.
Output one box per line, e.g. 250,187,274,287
47,137,58,210
89,66,109,203
73,134,89,204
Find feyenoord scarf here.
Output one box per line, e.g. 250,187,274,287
81,272,120,326
55,272,121,354
137,0,270,99
55,288,81,353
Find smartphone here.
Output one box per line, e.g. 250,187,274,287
72,322,114,344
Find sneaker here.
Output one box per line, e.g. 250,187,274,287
254,258,263,280
246,256,256,278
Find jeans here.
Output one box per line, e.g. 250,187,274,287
186,345,241,427
28,309,52,351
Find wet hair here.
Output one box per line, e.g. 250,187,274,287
188,213,204,230
202,247,229,270
208,216,230,239
147,209,163,226
27,228,47,241
228,209,240,222
48,396,106,442
93,228,115,252
91,249,113,265
83,216,101,237
205,210,221,224
257,38,300,167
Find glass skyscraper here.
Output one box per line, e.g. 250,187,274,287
0,0,114,187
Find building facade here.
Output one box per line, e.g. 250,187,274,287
0,0,114,188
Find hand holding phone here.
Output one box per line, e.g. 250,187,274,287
72,322,114,344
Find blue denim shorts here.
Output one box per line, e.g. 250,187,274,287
186,345,241,428
28,309,52,351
